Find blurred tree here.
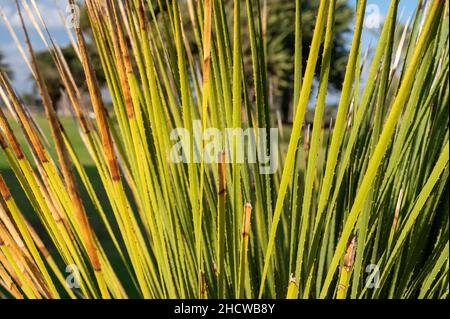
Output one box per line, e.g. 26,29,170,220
0,49,12,79
184,0,353,122
243,0,353,122
34,45,105,108
33,5,104,109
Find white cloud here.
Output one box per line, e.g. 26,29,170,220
1,0,67,30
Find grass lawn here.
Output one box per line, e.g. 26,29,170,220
1,115,95,219
0,114,138,294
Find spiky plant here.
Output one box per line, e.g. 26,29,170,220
0,0,448,299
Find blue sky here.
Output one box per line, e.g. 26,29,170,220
0,0,420,94
0,0,73,93
353,0,418,50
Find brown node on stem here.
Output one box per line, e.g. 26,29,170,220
0,175,12,201
200,271,206,298
242,203,252,237
343,234,357,272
